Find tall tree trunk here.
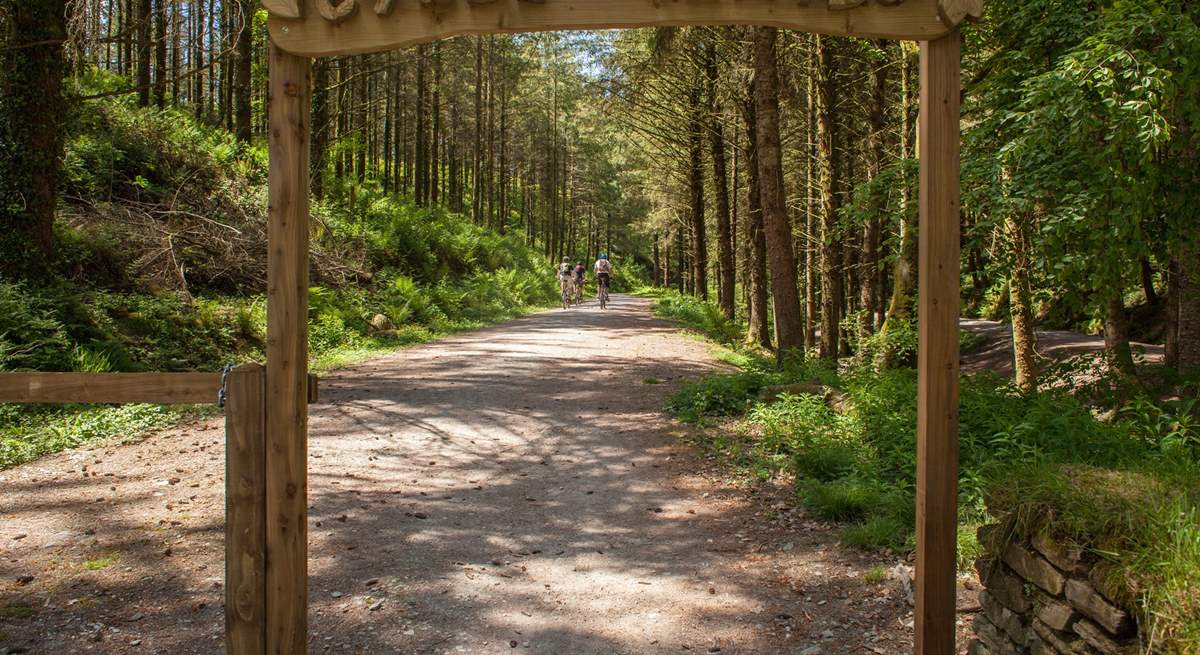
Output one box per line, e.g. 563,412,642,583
233,0,252,141
704,38,735,318
859,41,889,340
687,86,708,301
815,35,844,361
192,0,204,117
1176,245,1200,374
0,0,66,277
1139,258,1159,306
499,71,509,234
1007,215,1038,393
1104,294,1136,376
1166,256,1181,370
137,0,152,105
878,46,918,368
804,44,818,349
743,94,771,349
753,27,805,356
310,58,329,199
153,0,167,106
472,37,483,223
431,43,442,206
415,45,427,206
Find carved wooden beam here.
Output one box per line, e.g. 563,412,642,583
265,0,981,58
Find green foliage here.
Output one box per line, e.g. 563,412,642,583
650,291,743,346
666,373,765,423
668,318,1190,575
863,566,889,585
0,403,184,469
1,88,561,469
799,478,884,522
962,0,1200,319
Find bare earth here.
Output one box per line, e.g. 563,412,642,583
0,296,971,655
960,318,1164,377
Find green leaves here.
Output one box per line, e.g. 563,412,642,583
963,0,1200,315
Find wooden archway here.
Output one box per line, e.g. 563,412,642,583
262,2,978,653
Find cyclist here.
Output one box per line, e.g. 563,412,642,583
572,262,586,304
593,253,613,307
556,257,574,307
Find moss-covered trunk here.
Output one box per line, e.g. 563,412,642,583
0,0,66,278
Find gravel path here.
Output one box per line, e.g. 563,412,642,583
1,296,940,655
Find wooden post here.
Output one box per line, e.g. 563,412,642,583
916,31,962,655
266,44,311,655
226,364,267,655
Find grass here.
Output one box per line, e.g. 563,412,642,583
0,403,193,469
863,566,889,584
0,603,33,619
83,555,117,571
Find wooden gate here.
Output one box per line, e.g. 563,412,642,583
0,367,318,655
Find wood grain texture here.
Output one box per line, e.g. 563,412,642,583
266,45,311,655
225,365,267,655
916,30,962,655
262,0,303,19
268,0,963,57
0,372,222,405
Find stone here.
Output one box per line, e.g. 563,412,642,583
1034,593,1080,632
1074,619,1136,655
1064,579,1132,636
978,560,1032,614
1088,566,1124,605
1003,542,1065,595
973,615,1025,655
1031,532,1087,575
1032,618,1088,655
1027,636,1056,655
981,591,1026,644
968,639,994,655
368,314,396,333
977,523,1003,554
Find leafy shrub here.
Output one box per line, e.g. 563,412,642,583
799,478,884,522
843,516,908,551
652,293,743,345
794,443,862,482
666,373,765,423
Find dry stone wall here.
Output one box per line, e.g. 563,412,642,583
969,525,1141,655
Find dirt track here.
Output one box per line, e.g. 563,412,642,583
1,296,939,655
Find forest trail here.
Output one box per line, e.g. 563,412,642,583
960,318,1165,377
0,296,940,655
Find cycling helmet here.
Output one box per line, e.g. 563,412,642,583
562,257,570,263
599,253,608,260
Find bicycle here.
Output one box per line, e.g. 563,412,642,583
573,278,586,306
560,276,573,310
597,275,610,310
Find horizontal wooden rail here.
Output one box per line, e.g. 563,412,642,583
0,372,320,405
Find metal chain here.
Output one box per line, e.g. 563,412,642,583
217,363,236,408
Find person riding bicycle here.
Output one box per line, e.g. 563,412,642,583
556,257,574,305
572,262,586,303
593,254,613,297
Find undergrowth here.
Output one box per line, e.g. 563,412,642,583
0,87,559,470
651,290,1200,652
